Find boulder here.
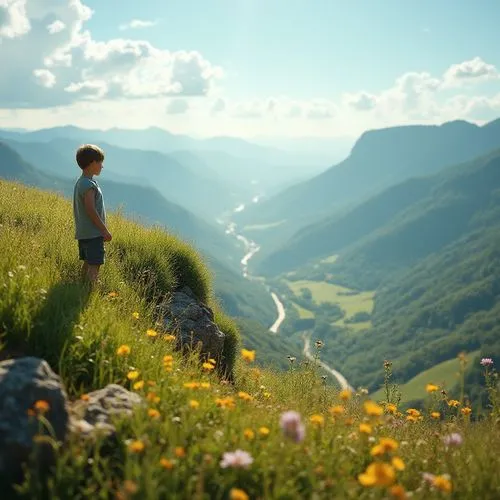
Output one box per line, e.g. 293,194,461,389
0,357,69,481
163,286,226,362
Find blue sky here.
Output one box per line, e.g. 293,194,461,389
0,0,499,138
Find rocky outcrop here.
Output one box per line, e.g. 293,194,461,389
163,286,226,362
0,357,69,481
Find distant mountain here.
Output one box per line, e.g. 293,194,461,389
3,137,248,222
236,118,500,255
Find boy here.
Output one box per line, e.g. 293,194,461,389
73,144,112,284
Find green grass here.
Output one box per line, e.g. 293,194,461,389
371,350,481,403
2,180,500,500
285,279,375,329
291,302,315,319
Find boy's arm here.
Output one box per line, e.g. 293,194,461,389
83,188,112,241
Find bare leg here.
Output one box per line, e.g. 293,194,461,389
86,264,101,284
81,262,89,282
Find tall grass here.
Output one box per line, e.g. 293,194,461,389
1,180,500,499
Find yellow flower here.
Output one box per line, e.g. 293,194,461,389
310,414,325,427
208,358,216,365
132,312,139,319
184,382,200,389
385,403,397,414
447,399,461,408
241,349,256,363
238,391,253,402
128,440,145,453
433,475,452,493
200,382,211,389
164,334,176,342
431,411,441,419
243,428,255,441
391,457,405,471
216,397,236,409
133,380,145,390
175,447,186,458
163,355,173,363
107,291,118,298
146,329,158,338
364,400,384,417
263,391,271,399
127,370,140,381
202,362,215,371
116,344,131,356
426,383,439,393
230,488,249,500
329,405,345,416
359,423,372,434
189,400,200,409
258,426,270,437
406,408,422,422
461,407,472,416
34,400,50,414
339,389,352,401
371,437,399,456
358,462,396,487
389,484,407,499
146,392,160,404
80,393,90,401
160,457,175,470
148,408,160,419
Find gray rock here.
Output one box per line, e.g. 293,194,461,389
0,356,69,479
163,286,225,362
70,383,143,434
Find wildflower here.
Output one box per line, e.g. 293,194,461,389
160,458,175,470
203,362,215,371
133,380,145,390
431,411,441,419
127,370,140,381
310,414,325,427
241,349,256,363
34,400,50,414
80,394,90,401
443,433,463,447
461,407,472,416
107,291,118,298
389,484,407,499
229,488,249,500
280,410,306,443
263,391,271,399
189,400,200,409
406,408,422,422
258,426,270,437
481,357,494,367
128,440,145,453
216,397,236,410
146,392,161,404
238,391,253,402
184,382,200,389
175,447,186,458
315,339,324,349
426,383,439,393
287,356,296,363
433,475,452,493
385,403,397,414
132,312,139,319
371,437,399,456
447,399,460,408
123,480,138,494
392,457,405,471
339,389,352,401
220,449,254,469
243,428,255,441
164,334,176,342
358,462,396,487
200,382,211,389
146,329,158,338
148,408,160,419
364,400,384,417
359,423,372,434
116,344,131,356
329,405,345,416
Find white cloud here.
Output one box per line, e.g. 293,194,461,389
0,0,222,108
166,98,189,114
344,92,377,111
211,98,226,114
119,19,157,31
442,57,499,88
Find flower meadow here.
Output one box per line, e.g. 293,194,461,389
1,181,500,499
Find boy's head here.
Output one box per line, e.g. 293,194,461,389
76,144,105,176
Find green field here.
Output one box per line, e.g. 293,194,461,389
285,279,374,328
291,301,315,319
371,350,481,403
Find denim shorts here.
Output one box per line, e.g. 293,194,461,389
78,236,105,266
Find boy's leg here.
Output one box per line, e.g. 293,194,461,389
86,264,101,283
81,261,89,281
84,236,105,285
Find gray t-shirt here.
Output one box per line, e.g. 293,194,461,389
73,175,106,240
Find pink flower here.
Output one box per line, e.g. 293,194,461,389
481,358,494,367
443,432,463,447
280,410,306,443
219,449,253,469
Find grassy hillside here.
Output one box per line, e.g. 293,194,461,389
1,181,500,499
240,118,500,261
